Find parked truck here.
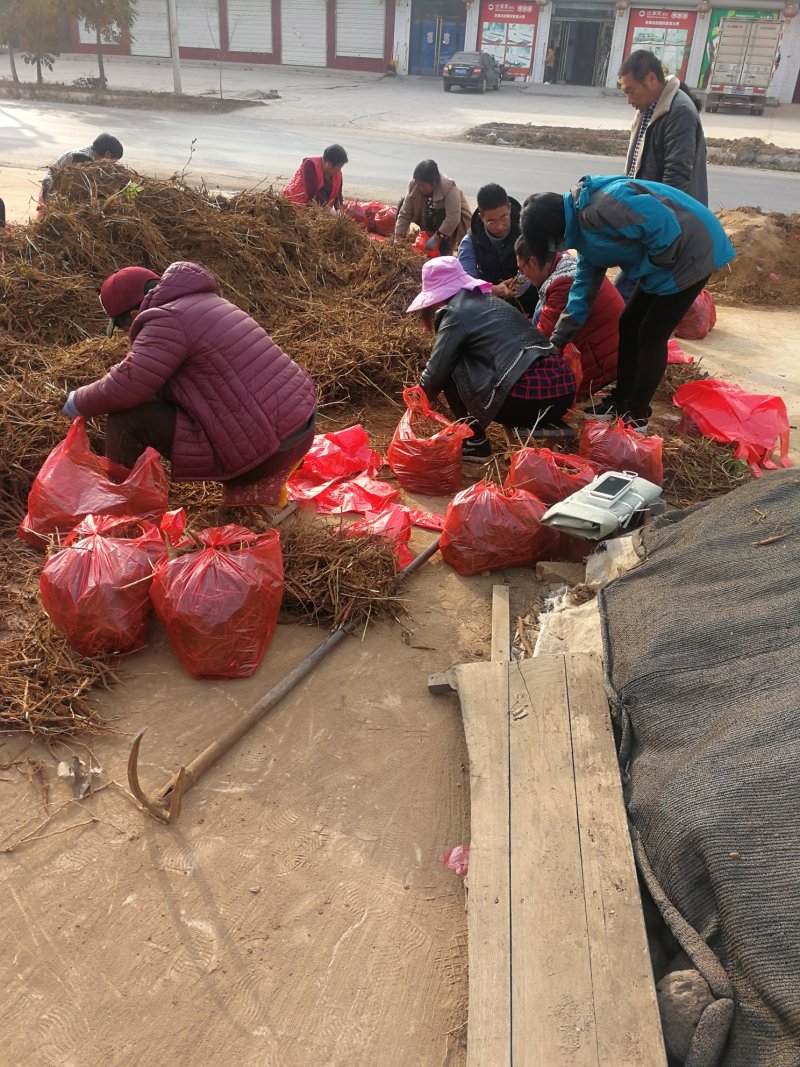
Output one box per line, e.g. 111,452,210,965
705,17,782,116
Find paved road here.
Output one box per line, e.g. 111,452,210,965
1,99,798,212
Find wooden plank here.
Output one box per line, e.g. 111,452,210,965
510,657,598,1067
454,661,511,1067
565,654,667,1067
491,585,511,663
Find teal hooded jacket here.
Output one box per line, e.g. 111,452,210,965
550,175,735,350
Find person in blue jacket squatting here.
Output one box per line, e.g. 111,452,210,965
520,174,735,432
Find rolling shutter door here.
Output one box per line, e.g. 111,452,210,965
281,0,327,67
177,0,220,49
228,0,273,54
336,0,385,60
78,19,95,45
130,0,170,57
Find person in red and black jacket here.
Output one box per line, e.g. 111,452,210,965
282,144,348,209
515,235,623,401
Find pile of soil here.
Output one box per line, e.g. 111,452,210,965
712,208,800,307
0,81,262,112
465,124,800,172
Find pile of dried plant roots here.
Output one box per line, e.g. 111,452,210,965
0,165,425,736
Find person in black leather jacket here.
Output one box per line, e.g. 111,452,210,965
407,257,576,462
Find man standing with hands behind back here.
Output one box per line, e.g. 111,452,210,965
616,49,708,299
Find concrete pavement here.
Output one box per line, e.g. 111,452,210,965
3,52,800,149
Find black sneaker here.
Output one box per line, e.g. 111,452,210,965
583,393,621,421
462,438,492,464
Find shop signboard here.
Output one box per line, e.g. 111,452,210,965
478,1,539,77
698,9,779,89
624,9,696,81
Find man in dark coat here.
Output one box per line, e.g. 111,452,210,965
619,50,708,205
457,183,538,316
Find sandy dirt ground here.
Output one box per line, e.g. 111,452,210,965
2,147,797,1065
670,304,800,464
0,531,548,1067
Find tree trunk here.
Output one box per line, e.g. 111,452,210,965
36,57,42,85
95,24,107,89
7,44,19,85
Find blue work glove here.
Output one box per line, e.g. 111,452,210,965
62,391,80,419
425,234,438,252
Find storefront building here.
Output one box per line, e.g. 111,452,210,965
69,0,799,102
71,0,396,72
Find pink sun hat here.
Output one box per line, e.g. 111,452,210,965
406,256,493,314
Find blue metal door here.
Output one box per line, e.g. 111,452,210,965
410,17,438,75
438,19,465,73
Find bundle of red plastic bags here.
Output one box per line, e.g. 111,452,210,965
19,418,168,548
287,424,400,514
579,419,664,486
440,481,559,576
674,290,716,341
673,378,791,474
39,514,167,657
505,448,596,507
150,525,284,679
387,387,472,496
359,201,397,236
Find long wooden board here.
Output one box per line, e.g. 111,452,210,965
565,654,667,1067
455,660,511,1067
510,656,597,1067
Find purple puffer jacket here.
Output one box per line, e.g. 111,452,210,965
74,261,316,481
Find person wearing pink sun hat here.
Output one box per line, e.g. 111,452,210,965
407,257,576,462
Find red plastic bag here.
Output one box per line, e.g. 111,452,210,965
674,290,716,341
387,387,473,496
40,515,165,657
19,419,168,548
505,448,596,507
150,525,283,679
579,419,664,486
342,200,368,227
345,505,413,567
405,507,445,531
372,206,397,236
412,230,440,258
673,379,791,474
440,481,559,576
562,343,584,397
361,200,386,224
313,474,399,515
667,339,694,364
299,425,381,482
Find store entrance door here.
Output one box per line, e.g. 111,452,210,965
550,9,614,86
409,0,466,74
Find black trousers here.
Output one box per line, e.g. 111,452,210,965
106,401,316,481
444,380,573,445
616,277,709,419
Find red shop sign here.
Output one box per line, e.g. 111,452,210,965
479,2,539,77
624,9,697,81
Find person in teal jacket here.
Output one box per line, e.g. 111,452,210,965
521,175,735,430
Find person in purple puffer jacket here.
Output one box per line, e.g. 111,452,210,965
63,261,317,504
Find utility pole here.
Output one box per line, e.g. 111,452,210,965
167,0,182,94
